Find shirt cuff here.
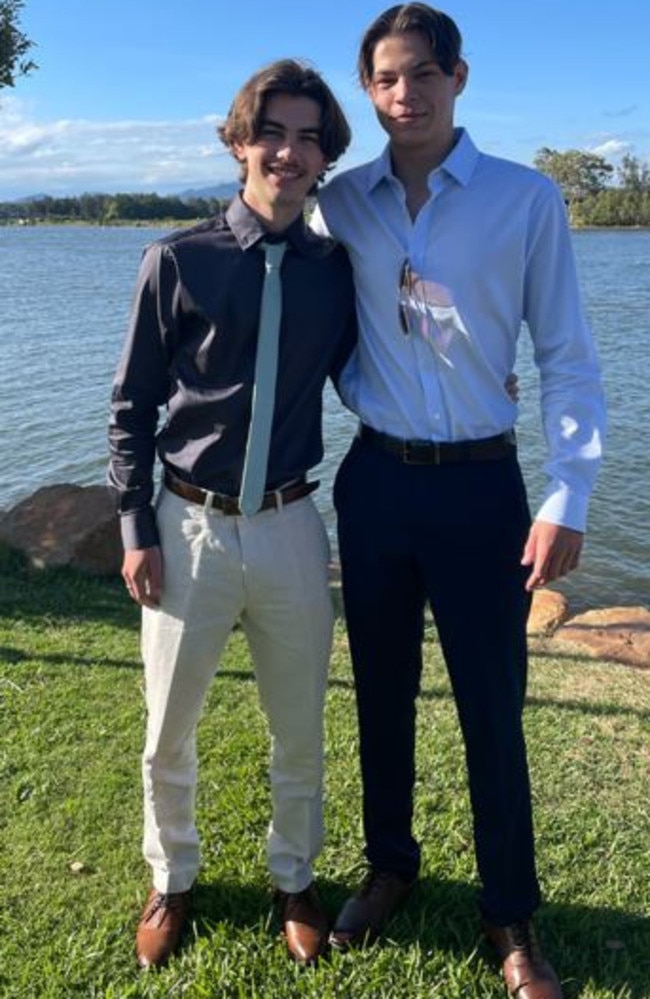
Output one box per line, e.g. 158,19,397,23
119,507,160,551
535,483,589,533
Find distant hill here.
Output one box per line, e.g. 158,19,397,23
10,193,50,203
4,182,240,205
178,182,239,201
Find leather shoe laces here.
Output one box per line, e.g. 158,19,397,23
276,884,329,965
483,918,563,998
506,919,543,954
330,868,416,950
358,869,403,899
146,892,186,917
136,888,191,969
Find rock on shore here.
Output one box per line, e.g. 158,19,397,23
0,483,121,576
526,588,650,668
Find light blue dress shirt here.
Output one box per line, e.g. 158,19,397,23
312,129,606,532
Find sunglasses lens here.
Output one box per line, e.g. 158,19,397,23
399,260,410,335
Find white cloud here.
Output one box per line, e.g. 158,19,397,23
587,137,632,161
0,98,239,199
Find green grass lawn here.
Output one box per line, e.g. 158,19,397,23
1,547,649,998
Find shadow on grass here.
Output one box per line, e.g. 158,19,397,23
215,669,650,724
0,551,136,629
0,644,140,671
2,638,647,730
180,874,650,997
396,878,650,999
193,879,273,929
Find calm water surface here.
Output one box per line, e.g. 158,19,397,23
1,225,648,612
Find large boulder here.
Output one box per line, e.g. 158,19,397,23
527,589,569,637
0,484,122,576
555,606,650,669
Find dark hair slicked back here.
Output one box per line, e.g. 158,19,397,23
358,4,462,85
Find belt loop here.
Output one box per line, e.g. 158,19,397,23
274,488,284,513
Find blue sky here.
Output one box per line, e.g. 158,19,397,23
1,0,648,199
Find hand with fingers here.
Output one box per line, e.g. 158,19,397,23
521,521,583,592
122,547,163,608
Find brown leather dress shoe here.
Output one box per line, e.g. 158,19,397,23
276,883,329,965
483,919,563,998
329,868,416,951
135,888,191,968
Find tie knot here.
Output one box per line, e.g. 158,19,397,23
261,240,287,272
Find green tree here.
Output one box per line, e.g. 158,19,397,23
574,187,650,227
533,147,613,204
617,153,650,192
79,192,110,222
0,0,36,90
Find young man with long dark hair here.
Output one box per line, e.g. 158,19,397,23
313,6,605,996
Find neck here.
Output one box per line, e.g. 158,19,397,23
241,195,302,234
389,133,458,221
390,128,458,187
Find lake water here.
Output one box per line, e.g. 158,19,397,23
1,225,648,612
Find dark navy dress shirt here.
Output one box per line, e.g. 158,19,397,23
108,194,357,549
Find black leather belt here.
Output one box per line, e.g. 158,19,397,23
359,424,516,465
164,470,318,515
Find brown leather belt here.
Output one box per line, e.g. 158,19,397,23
359,424,516,465
163,470,318,515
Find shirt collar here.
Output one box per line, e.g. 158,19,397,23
366,127,480,192
440,128,479,187
226,192,337,259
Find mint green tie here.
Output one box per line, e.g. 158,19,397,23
239,241,287,517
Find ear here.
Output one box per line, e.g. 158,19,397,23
232,141,247,163
453,58,469,96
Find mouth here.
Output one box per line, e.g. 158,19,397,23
394,112,425,124
267,164,304,182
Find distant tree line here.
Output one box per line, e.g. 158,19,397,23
0,191,227,224
2,151,650,227
533,149,650,226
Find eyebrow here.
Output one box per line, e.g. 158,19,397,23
261,116,321,137
373,58,439,76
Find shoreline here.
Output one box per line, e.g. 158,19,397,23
4,218,650,232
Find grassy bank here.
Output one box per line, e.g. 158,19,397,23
1,548,649,998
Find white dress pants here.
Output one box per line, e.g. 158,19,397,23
140,486,333,894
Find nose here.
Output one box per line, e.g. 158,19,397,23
394,74,416,103
276,134,299,160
